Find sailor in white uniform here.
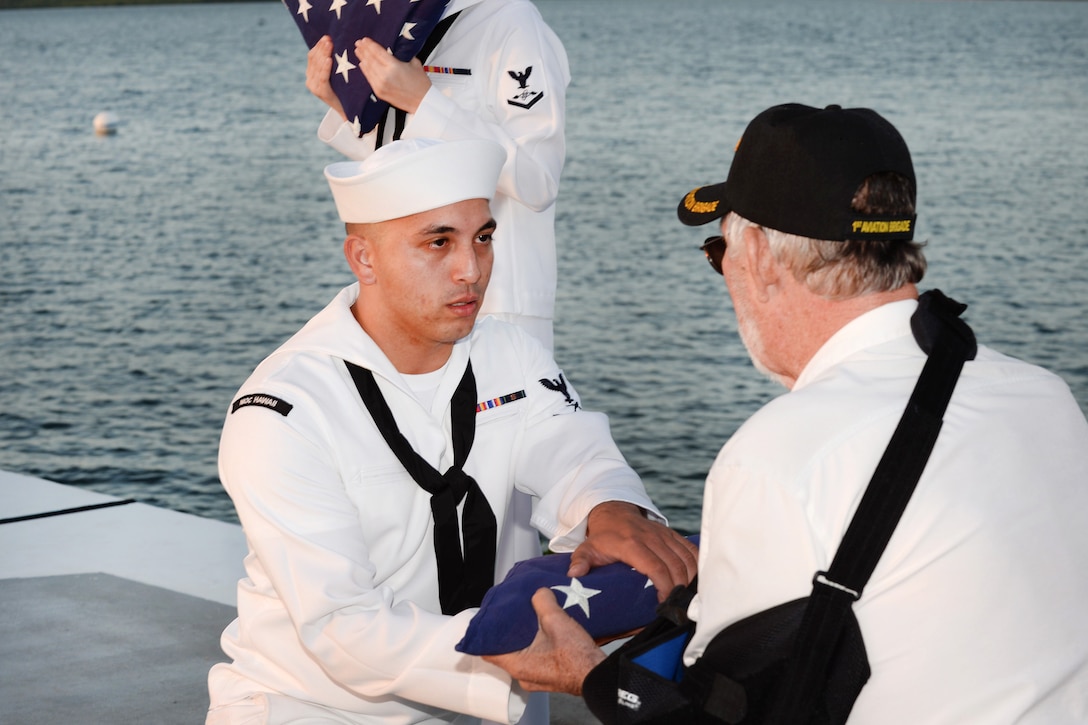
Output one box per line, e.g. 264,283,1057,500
307,0,570,351
206,138,697,725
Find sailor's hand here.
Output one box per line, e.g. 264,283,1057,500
484,588,605,695
569,501,697,602
355,37,431,114
306,36,346,120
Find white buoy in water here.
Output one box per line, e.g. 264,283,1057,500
93,111,119,136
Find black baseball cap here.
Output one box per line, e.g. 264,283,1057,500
677,104,917,241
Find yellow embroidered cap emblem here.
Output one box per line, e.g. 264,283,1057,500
683,189,719,215
849,218,914,236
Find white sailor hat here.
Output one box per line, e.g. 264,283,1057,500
324,138,507,224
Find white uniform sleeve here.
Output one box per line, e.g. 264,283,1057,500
317,107,372,157
219,402,526,723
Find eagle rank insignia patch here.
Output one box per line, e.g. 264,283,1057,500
506,66,544,109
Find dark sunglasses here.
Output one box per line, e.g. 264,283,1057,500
701,235,726,275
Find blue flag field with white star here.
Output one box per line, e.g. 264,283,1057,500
456,536,699,656
282,0,449,136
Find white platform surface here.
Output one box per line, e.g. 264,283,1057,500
0,469,246,605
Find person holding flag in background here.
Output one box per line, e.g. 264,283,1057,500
289,0,569,353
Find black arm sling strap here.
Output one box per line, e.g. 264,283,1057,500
344,359,497,615
766,289,978,722
374,10,462,147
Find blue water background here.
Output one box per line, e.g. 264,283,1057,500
2,0,1086,533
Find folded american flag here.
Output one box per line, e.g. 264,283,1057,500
282,0,449,135
456,535,699,656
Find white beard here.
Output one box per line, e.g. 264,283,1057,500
730,280,790,389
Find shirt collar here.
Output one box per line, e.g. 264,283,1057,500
793,299,919,391
282,283,472,403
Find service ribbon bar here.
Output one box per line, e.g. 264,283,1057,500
423,65,472,76
476,390,526,413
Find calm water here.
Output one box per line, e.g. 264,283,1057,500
2,0,1086,533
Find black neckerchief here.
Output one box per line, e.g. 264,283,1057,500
344,359,497,614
